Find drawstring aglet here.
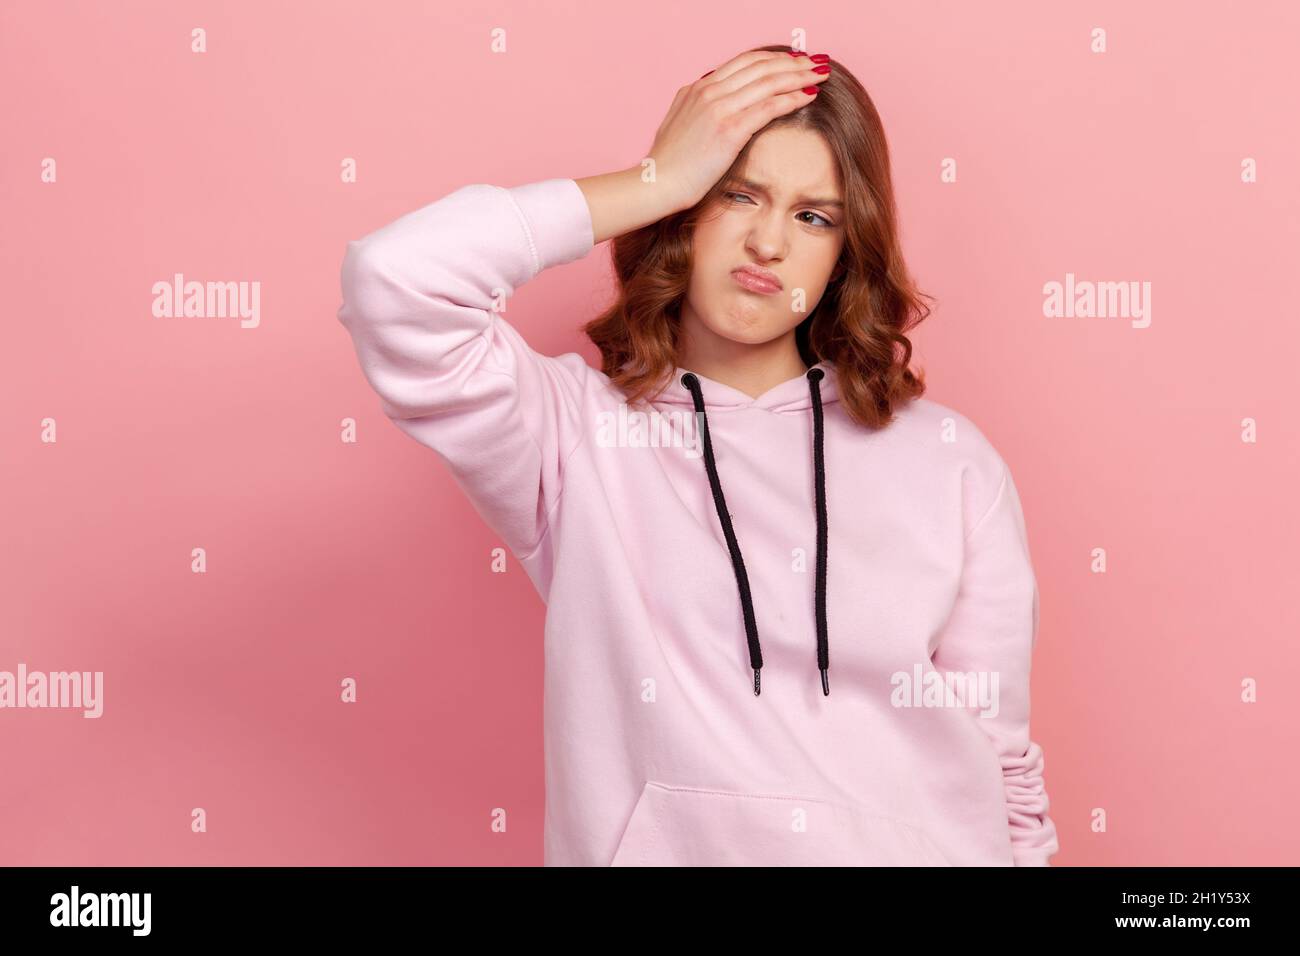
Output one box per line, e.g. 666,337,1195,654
820,667,830,696
753,668,762,696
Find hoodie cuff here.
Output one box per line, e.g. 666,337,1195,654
1012,846,1054,866
505,178,596,276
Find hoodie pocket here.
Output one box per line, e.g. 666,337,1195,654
609,781,952,866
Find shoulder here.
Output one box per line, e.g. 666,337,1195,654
886,395,1013,527
887,396,1007,465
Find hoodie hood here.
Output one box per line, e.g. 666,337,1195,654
651,359,841,414
662,360,837,697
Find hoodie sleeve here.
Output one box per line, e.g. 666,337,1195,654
931,462,1061,866
335,178,596,563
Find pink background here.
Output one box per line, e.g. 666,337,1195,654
3,0,1297,865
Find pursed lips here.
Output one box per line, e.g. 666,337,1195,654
731,265,783,294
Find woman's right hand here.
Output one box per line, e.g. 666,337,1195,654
576,50,830,244
649,49,830,213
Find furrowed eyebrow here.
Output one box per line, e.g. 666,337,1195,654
731,178,844,211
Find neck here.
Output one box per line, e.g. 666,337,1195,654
677,312,809,400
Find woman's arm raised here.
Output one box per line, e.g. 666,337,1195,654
334,50,831,572
336,177,599,571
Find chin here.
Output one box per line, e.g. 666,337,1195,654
709,322,787,348
683,291,787,347
727,308,791,342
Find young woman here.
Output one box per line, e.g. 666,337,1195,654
336,44,1060,866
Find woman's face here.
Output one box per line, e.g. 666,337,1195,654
682,126,846,356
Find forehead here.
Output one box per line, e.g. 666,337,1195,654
738,127,841,198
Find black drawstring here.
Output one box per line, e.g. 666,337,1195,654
680,367,831,697
680,371,764,694
808,367,830,695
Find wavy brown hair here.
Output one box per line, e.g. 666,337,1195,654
582,43,932,430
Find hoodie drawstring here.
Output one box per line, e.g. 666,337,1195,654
680,367,830,697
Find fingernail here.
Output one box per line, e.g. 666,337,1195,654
802,86,820,95
812,64,831,74
810,53,830,63
788,51,808,57
699,69,713,77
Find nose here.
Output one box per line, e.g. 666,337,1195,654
744,209,789,262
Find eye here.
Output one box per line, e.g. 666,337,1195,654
797,210,835,228
724,192,835,229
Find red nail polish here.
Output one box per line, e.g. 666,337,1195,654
802,86,819,94
699,69,713,77
812,64,830,74
810,53,830,63
788,51,808,57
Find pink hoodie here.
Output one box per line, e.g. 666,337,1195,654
336,176,1060,866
